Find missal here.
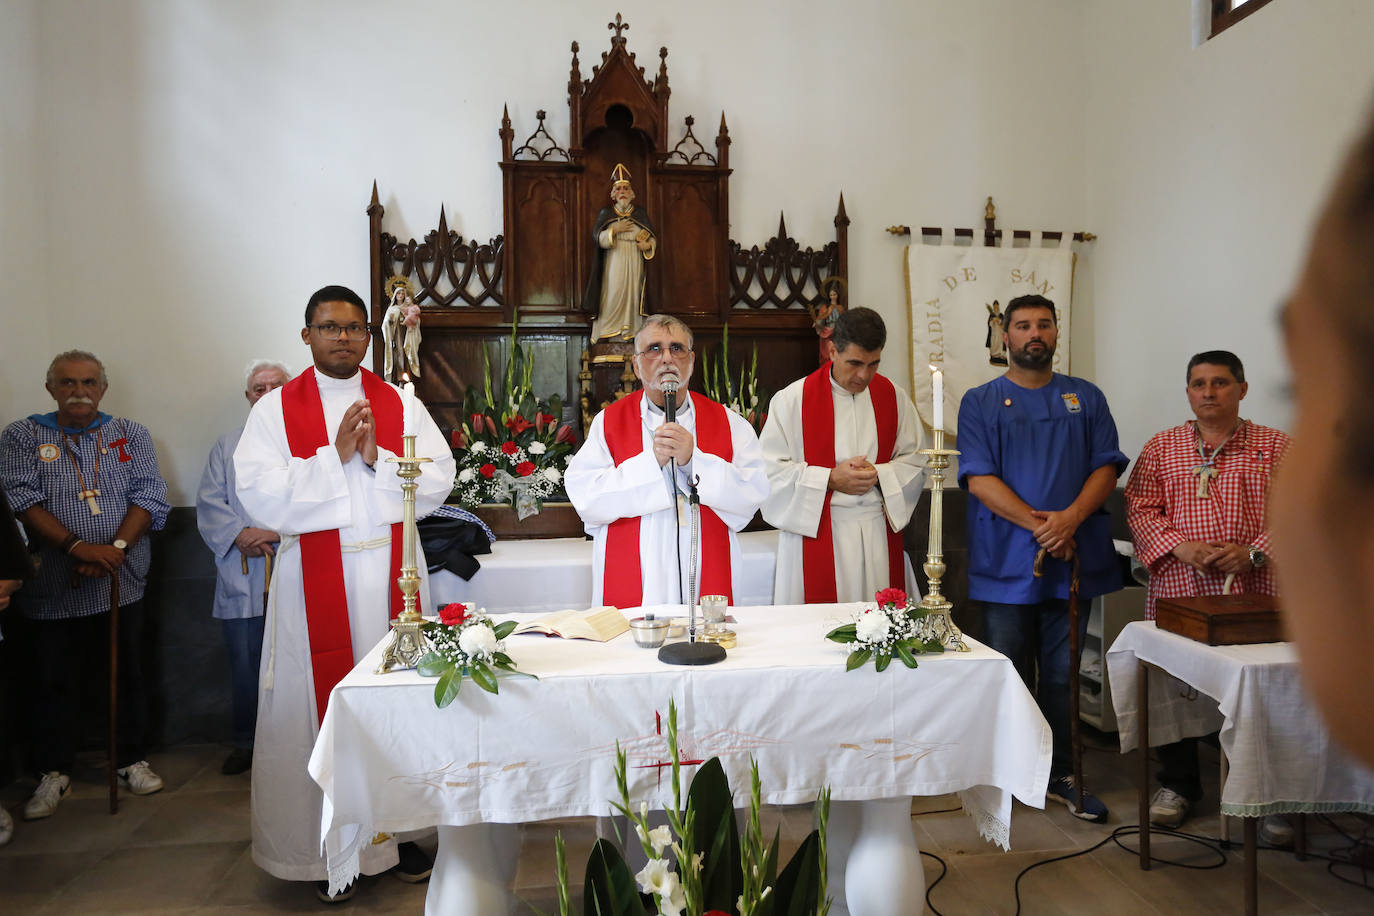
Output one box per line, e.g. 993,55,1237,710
511,606,630,641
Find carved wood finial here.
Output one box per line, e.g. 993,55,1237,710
777,211,788,239
835,193,849,227
502,104,511,129
608,13,629,46
985,196,996,221
369,180,379,208
658,46,668,83
570,41,581,84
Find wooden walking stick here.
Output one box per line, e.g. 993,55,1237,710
107,568,120,815
1034,547,1084,813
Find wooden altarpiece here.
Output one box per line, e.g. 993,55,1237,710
368,14,847,438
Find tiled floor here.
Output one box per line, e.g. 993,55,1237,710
1,737,1371,914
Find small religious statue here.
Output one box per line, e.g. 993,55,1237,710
808,277,848,365
382,279,423,383
583,163,657,342
985,299,1008,366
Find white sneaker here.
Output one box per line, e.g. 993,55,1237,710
0,805,12,845
23,772,70,820
1148,787,1190,829
1260,815,1294,847
117,761,164,796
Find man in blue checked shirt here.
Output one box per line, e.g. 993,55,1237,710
0,350,170,821
196,360,291,776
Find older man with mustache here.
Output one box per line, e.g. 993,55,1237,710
0,350,170,821
566,314,768,607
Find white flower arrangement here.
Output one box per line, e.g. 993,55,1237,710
827,588,944,672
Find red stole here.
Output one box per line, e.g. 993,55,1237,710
600,390,735,608
281,368,405,725
800,364,905,603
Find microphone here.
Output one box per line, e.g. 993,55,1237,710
661,380,678,424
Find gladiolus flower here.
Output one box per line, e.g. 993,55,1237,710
515,461,536,477
480,463,497,478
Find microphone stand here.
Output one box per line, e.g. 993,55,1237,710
658,382,726,666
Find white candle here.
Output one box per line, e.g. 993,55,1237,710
929,365,944,432
402,375,417,437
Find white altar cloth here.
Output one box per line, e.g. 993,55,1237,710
310,602,1051,904
1106,621,1374,817
430,529,780,612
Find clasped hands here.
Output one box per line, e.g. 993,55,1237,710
652,422,694,467
335,398,378,468
828,456,878,496
1172,540,1252,575
235,527,280,559
1030,508,1082,561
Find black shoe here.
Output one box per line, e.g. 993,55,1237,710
221,747,253,776
315,879,355,903
392,841,433,883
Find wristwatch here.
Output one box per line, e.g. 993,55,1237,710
1248,546,1266,568
113,538,128,551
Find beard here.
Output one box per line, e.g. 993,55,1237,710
1009,340,1055,370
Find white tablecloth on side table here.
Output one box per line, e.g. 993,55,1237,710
309,602,1050,911
1106,620,1374,817
431,528,780,612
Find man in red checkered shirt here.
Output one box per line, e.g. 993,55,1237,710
1125,350,1292,834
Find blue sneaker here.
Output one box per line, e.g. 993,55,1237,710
1047,776,1108,823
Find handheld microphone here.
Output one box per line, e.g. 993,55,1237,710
661,380,678,424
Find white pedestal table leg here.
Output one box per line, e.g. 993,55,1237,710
827,797,926,916
426,823,521,916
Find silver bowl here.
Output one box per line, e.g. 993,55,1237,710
629,617,670,648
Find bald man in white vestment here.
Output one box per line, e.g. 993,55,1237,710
234,285,454,901
565,315,768,608
761,307,926,605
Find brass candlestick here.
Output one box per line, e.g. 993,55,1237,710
919,428,969,651
376,434,433,673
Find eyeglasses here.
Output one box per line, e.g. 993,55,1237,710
636,342,691,360
309,323,371,341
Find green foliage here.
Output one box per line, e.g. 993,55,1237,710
583,839,649,916
702,323,770,434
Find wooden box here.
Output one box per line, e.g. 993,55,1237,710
475,502,586,540
1155,594,1283,646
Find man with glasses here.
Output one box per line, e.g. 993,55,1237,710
233,286,455,902
760,307,926,605
566,314,768,607
0,350,171,821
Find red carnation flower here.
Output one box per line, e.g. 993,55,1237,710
439,603,469,626
480,463,497,478
500,441,519,456
875,587,908,608
515,460,536,477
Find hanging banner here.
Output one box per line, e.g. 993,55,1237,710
906,236,1075,437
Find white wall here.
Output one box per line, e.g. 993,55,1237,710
1083,0,1374,460
0,0,1091,504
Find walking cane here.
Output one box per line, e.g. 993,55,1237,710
1034,547,1084,813
107,569,120,815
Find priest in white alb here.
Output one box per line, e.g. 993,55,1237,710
233,285,455,902
761,307,926,604
565,314,768,608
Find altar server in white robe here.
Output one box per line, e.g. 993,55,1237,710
565,314,768,608
234,286,455,899
761,307,926,605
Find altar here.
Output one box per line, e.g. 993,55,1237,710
309,602,1051,915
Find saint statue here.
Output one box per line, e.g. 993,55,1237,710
382,281,423,383
808,278,848,365
583,164,657,342
985,299,1007,366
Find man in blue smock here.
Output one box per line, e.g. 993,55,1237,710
196,360,291,775
957,294,1127,822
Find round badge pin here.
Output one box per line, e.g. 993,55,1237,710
1003,398,1012,407
38,443,60,462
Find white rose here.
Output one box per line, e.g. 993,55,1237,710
528,441,547,455
469,441,487,454
855,609,891,644
458,467,475,483
458,624,497,659
542,467,562,483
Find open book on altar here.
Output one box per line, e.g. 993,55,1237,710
511,606,630,641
